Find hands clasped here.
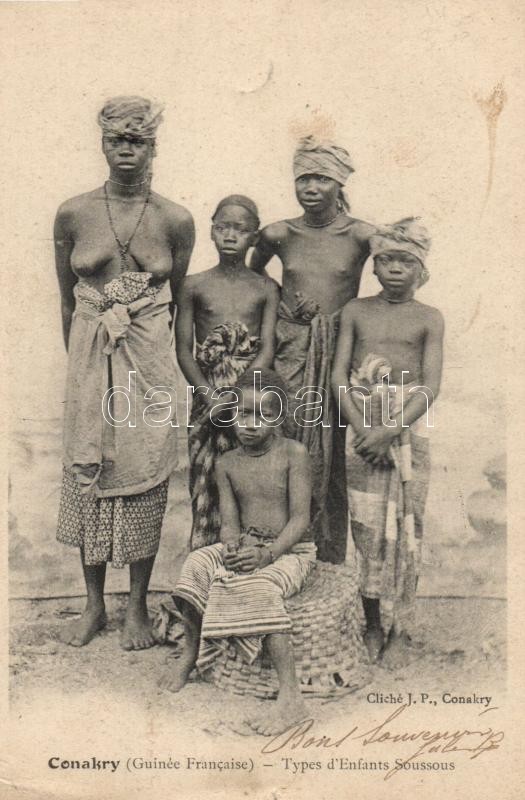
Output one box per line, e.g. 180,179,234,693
223,543,272,573
353,427,397,468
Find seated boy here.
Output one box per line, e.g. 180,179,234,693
159,368,316,735
176,196,279,549
331,218,444,664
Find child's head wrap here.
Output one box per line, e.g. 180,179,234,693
293,136,354,185
370,217,431,286
212,195,260,229
98,96,164,140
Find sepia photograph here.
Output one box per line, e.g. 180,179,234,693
3,1,523,798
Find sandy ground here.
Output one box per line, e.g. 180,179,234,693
10,593,506,737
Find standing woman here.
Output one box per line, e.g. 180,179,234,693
250,137,376,564
55,97,195,649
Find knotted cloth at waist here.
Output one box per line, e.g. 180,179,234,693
63,279,177,497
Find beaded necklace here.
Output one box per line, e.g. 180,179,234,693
107,176,149,187
303,212,340,228
103,182,151,272
378,291,415,305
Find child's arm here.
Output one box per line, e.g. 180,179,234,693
332,302,391,466
265,442,312,561
216,458,241,548
392,308,444,429
331,302,368,435
175,279,214,402
251,279,280,370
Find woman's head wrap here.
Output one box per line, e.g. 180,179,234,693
98,96,164,140
212,194,260,228
370,218,431,286
293,135,354,185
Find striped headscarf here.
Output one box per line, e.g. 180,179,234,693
98,96,164,140
370,218,431,286
293,136,354,185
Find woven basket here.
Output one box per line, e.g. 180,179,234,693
201,561,371,698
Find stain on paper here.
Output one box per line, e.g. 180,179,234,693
289,108,336,141
475,82,507,215
390,136,431,169
464,294,481,333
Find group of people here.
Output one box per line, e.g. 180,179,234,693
54,96,444,735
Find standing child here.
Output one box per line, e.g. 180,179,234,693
331,218,444,664
176,196,279,550
250,137,376,563
159,369,316,735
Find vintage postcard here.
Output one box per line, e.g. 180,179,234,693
2,1,524,798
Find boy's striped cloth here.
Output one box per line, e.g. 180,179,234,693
347,359,431,635
174,536,316,668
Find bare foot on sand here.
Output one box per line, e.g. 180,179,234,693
364,627,385,663
249,691,309,736
158,652,196,693
120,603,156,651
60,606,107,647
381,632,413,669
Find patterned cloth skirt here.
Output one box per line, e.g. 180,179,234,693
57,468,169,568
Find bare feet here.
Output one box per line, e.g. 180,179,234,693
381,631,412,669
364,627,385,663
249,691,309,736
120,602,156,651
60,606,107,647
158,652,196,693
